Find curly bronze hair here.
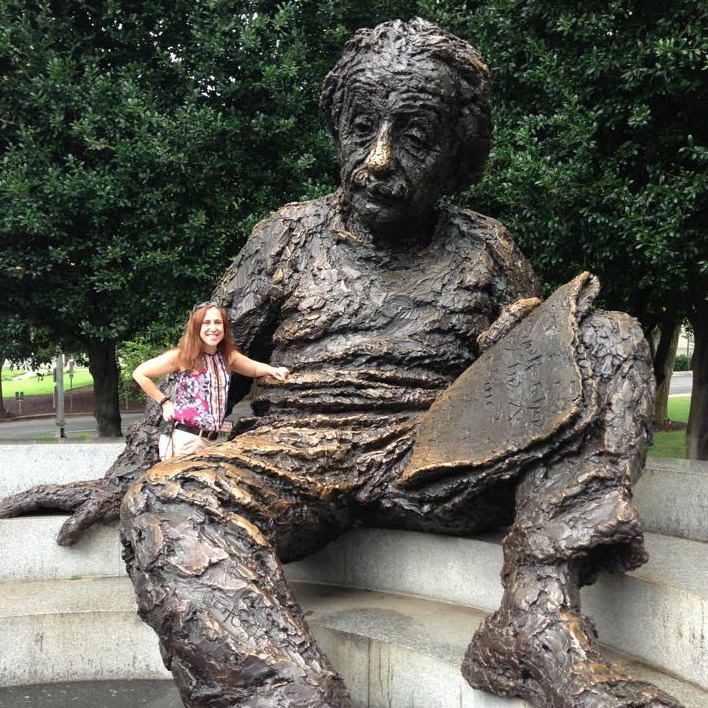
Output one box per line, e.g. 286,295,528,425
321,18,492,193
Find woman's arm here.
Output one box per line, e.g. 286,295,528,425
229,351,289,382
133,349,181,420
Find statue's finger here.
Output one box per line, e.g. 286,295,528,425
0,483,95,518
56,490,122,546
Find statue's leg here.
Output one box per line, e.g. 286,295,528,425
120,441,353,708
461,312,679,707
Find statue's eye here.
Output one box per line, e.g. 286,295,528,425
351,114,376,137
402,123,428,148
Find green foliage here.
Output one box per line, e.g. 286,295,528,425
0,314,53,369
673,354,692,371
441,1,707,328
0,1,326,348
118,334,175,383
117,326,181,402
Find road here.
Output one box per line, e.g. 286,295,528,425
0,374,693,442
0,402,254,442
669,370,693,397
0,411,146,442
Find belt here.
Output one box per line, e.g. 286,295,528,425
175,423,219,441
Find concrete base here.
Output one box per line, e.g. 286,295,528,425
1,577,707,707
0,442,123,500
0,679,181,708
302,584,708,708
287,528,708,689
633,458,708,542
1,444,707,706
1,518,706,688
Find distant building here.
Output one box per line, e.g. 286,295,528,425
678,326,694,362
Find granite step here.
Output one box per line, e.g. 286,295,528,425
1,577,707,708
0,443,123,500
288,528,708,690
0,519,706,691
632,458,708,542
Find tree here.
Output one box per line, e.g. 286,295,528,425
3,2,704,453
0,1,332,435
0,2,232,434
0,316,46,417
433,1,707,458
0,0,476,436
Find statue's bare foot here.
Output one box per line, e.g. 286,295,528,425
462,608,682,707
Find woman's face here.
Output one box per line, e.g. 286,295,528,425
199,307,225,352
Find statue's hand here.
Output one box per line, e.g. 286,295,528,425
0,477,124,546
477,297,542,353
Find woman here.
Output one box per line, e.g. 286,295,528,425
133,301,289,458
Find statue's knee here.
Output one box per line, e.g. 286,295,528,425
582,311,654,441
581,310,652,380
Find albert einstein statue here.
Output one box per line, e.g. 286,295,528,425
0,19,678,708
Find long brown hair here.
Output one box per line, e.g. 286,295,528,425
177,304,236,372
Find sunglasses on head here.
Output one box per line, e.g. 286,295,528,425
192,301,221,313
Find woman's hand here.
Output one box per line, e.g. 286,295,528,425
230,351,290,381
161,400,175,422
267,365,290,382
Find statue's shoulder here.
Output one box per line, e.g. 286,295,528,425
224,196,334,288
442,205,514,249
443,205,541,299
251,195,335,241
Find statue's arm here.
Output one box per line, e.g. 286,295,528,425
213,212,296,356
0,212,296,543
478,220,543,350
215,212,300,408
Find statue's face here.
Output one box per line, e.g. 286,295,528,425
338,54,458,232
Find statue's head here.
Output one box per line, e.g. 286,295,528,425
322,18,491,233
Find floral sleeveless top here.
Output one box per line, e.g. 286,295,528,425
173,352,230,431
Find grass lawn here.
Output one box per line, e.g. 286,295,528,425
649,395,690,459
36,432,94,441
666,395,690,423
649,430,688,459
2,368,28,381
2,368,93,396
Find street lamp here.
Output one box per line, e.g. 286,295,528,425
55,352,65,439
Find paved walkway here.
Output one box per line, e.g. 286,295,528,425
0,679,180,707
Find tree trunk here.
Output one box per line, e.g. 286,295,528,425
87,339,122,438
652,310,680,426
687,277,707,460
0,353,6,417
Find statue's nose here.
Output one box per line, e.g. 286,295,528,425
365,123,392,174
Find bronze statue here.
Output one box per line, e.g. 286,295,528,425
0,19,680,708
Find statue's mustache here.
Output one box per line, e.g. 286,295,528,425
351,167,409,201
